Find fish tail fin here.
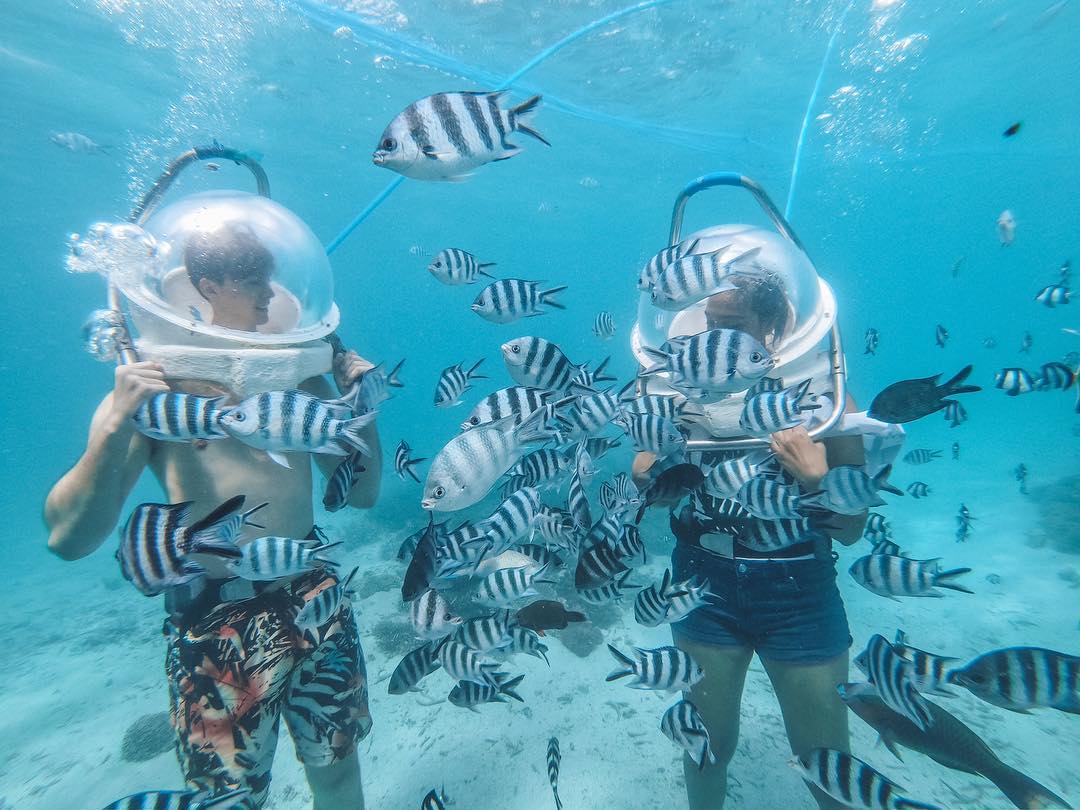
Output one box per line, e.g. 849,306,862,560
540,285,567,309
934,567,974,593
467,358,487,380
638,346,670,377
892,799,941,810
943,364,981,396
605,643,636,681
340,411,377,455
510,95,550,145
404,456,426,483
311,541,343,567
874,464,905,496
499,673,526,702
592,357,616,383
385,358,406,388
514,405,560,445
617,379,638,402
985,761,1074,809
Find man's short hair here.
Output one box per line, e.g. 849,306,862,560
185,223,275,290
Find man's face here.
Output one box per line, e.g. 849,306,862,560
705,291,766,343
199,269,275,331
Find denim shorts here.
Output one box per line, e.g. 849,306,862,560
671,542,852,664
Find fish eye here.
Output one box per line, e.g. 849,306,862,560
433,260,442,268
433,486,445,498
381,136,396,150
750,352,763,363
233,412,245,422
469,417,480,425
511,345,521,354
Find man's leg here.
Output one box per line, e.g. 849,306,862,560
673,632,754,810
760,652,850,810
305,753,364,810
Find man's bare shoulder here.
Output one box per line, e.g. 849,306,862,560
299,375,336,398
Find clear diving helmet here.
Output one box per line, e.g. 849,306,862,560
71,145,338,400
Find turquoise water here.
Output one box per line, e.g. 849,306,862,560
3,0,1079,807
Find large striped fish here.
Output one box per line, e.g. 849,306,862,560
606,644,704,692
428,248,495,285
639,329,774,398
460,386,560,432
789,748,939,810
501,336,584,392
859,634,934,732
226,535,340,581
131,392,229,442
117,496,264,597
661,700,717,771
948,646,1080,715
102,787,251,810
372,91,549,181
434,359,486,408
651,245,763,310
848,554,972,599
471,279,566,323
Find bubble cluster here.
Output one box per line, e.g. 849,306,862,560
66,221,161,289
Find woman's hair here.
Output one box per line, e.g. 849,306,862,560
185,223,274,290
707,272,794,349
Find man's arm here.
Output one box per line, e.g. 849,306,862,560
44,362,166,560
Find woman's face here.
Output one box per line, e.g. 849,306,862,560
704,291,767,343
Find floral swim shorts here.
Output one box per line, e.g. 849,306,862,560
165,569,372,808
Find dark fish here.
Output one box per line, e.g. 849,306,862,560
868,364,981,424
865,327,879,355
634,463,706,523
839,685,1071,809
951,441,960,460
515,600,586,635
1003,121,1021,137
575,534,629,589
935,324,949,348
402,515,440,602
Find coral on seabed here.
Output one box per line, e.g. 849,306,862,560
120,711,174,762
1031,474,1080,554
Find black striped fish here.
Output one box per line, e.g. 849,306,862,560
949,646,1080,715
620,392,691,423
433,523,490,579
637,237,700,292
848,554,972,599
663,574,718,622
501,336,584,392
809,464,904,515
701,449,773,499
651,246,764,310
460,386,559,431
606,644,704,692
434,359,486,408
506,448,572,491
634,463,706,523
131,392,229,442
903,449,941,465
1036,361,1076,390
456,610,515,652
420,787,450,810
871,538,902,556
556,388,621,440
534,506,578,554
388,642,441,694
739,379,819,436
475,487,542,554
324,452,367,511
508,625,549,664
219,390,376,468
436,638,503,686
568,467,591,533
428,248,495,285
350,359,404,415
612,524,646,566
102,787,251,810
373,91,549,181
935,324,949,348
449,673,525,710
634,569,678,627
295,567,357,633
866,513,891,535
472,563,552,607
569,356,617,394
1035,283,1070,307
402,516,442,601
578,569,638,604
410,588,463,639
599,472,643,519
943,400,967,427
547,736,564,810
117,496,263,597
395,440,426,482
592,310,616,340
227,536,340,581
661,700,717,771
746,376,785,397
575,534,628,589
789,748,939,810
613,412,686,458
906,481,931,498
583,435,621,460
860,634,934,732
736,515,815,553
640,328,774,397
735,475,810,520
472,279,566,323
887,630,960,697
994,367,1035,396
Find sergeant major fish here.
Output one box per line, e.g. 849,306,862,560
661,700,717,772
789,748,939,810
434,359,487,407
606,644,704,692
639,328,774,397
428,248,495,285
373,91,549,181
637,237,701,292
849,553,972,599
323,451,367,511
132,392,229,442
394,440,426,482
472,279,566,323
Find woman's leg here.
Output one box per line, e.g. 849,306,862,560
760,651,851,810
673,632,754,810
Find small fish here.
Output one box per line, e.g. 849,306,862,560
1015,463,1028,495
738,378,819,436
1003,121,1021,137
578,569,639,604
951,441,960,460
606,644,705,692
1019,331,1033,354
735,476,813,520
599,472,644,520
849,554,972,599
461,386,558,431
1036,361,1076,390
868,365,981,424
903,449,941,465
506,448,573,491
860,633,934,732
227,536,339,581
663,574,718,623
661,700,717,771
101,787,251,810
1036,283,1071,307
865,513,891,536
373,91,549,181
943,400,967,427
350,359,405,415
448,672,525,710
514,599,587,634
613,412,686,459
473,563,553,607
838,685,1072,810
994,367,1036,396
997,209,1016,246
556,388,622,440
507,625,549,664
982,337,997,349
575,536,629,589
434,359,487,407
640,329,774,396
621,392,691,423
395,440,426,482
474,487,542,555
865,327,879,355
888,630,960,697
906,481,931,498
570,356,617,393
295,567,357,633
402,516,441,601
593,311,616,340
948,646,1080,715
428,248,495,285
220,390,375,468
472,279,566,323
634,569,680,628
205,162,220,172
436,638,503,686
420,787,450,810
789,748,939,810
651,245,763,310
117,496,261,596
567,467,591,533
410,588,463,639
951,257,965,278
809,464,904,515
324,452,367,511
388,642,442,694
935,324,949,348
547,737,564,810
50,131,107,153
701,449,773,499
131,392,229,443
501,336,584,393
637,237,701,292
635,463,706,522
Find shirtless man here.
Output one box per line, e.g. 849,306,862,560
44,224,380,809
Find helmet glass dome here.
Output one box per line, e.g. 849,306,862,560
120,190,338,345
